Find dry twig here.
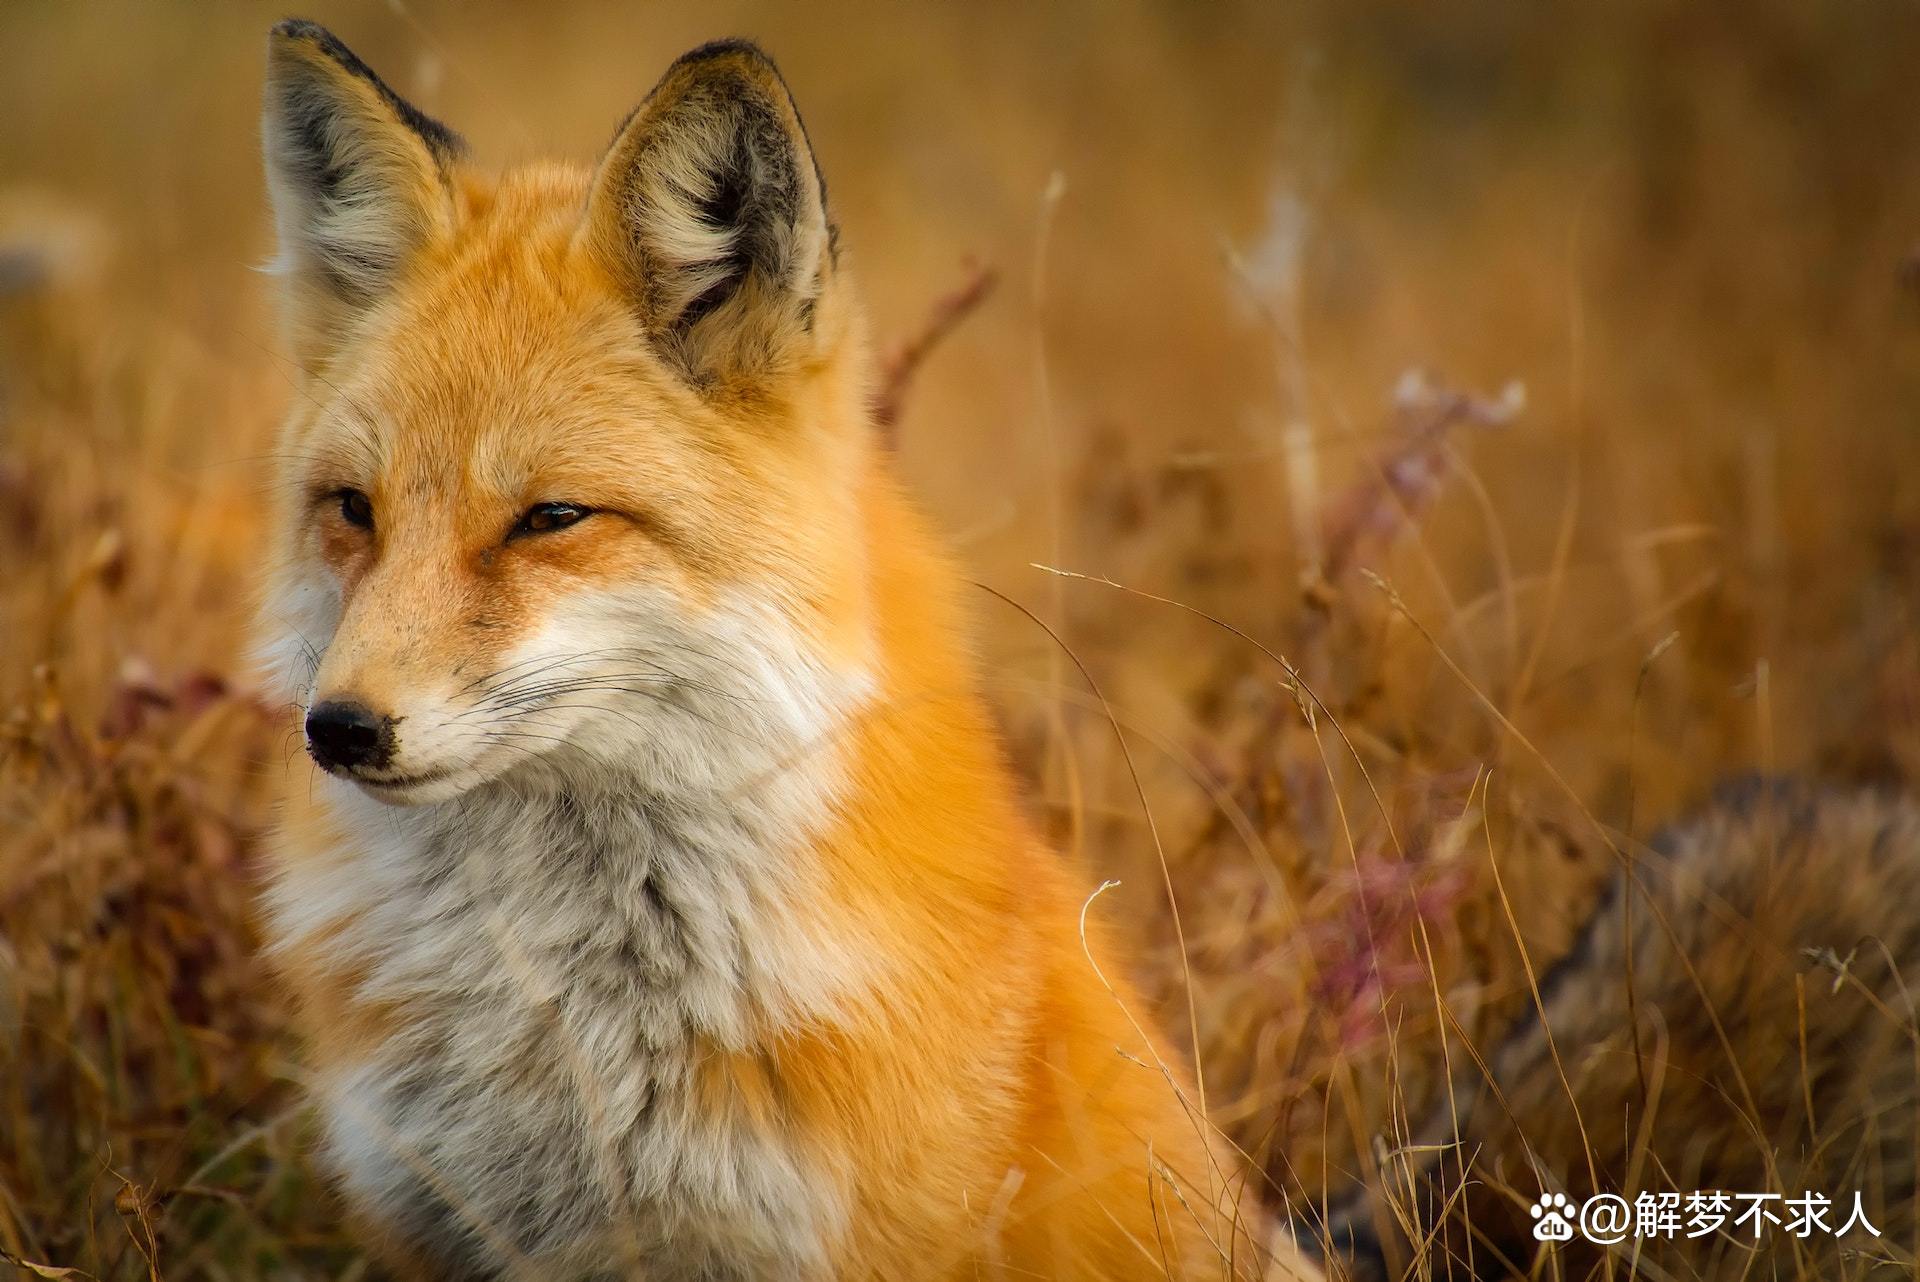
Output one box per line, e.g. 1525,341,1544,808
872,258,999,444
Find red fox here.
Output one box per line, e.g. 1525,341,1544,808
254,20,1319,1281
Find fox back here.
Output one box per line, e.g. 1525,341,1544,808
254,22,1313,1282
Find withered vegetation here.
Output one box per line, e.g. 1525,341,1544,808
6,3,1920,1277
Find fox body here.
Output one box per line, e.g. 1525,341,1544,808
255,22,1313,1282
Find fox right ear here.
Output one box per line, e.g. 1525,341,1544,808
261,20,461,353
582,41,833,390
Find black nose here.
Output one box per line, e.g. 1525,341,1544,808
305,699,394,771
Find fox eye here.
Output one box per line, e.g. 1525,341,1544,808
338,488,374,530
511,502,592,539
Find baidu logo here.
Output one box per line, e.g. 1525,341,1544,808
1530,1193,1576,1242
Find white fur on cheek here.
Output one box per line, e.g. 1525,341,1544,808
254,575,341,709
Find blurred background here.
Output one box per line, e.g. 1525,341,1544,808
5,2,1920,1276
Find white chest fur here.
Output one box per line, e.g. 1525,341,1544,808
269,772,865,1280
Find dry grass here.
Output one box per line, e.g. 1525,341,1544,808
5,2,1920,1277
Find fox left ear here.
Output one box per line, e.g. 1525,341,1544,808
262,20,461,357
583,41,834,388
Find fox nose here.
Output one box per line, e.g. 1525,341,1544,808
305,699,395,772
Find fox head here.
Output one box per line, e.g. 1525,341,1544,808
257,22,879,806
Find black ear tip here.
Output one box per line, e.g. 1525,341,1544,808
668,38,785,82
270,17,333,46
267,19,358,72
265,18,465,162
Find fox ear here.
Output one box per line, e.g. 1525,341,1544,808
584,41,833,388
262,20,461,349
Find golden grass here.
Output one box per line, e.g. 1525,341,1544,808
5,2,1920,1277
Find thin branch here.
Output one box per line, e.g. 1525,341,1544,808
873,258,999,443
